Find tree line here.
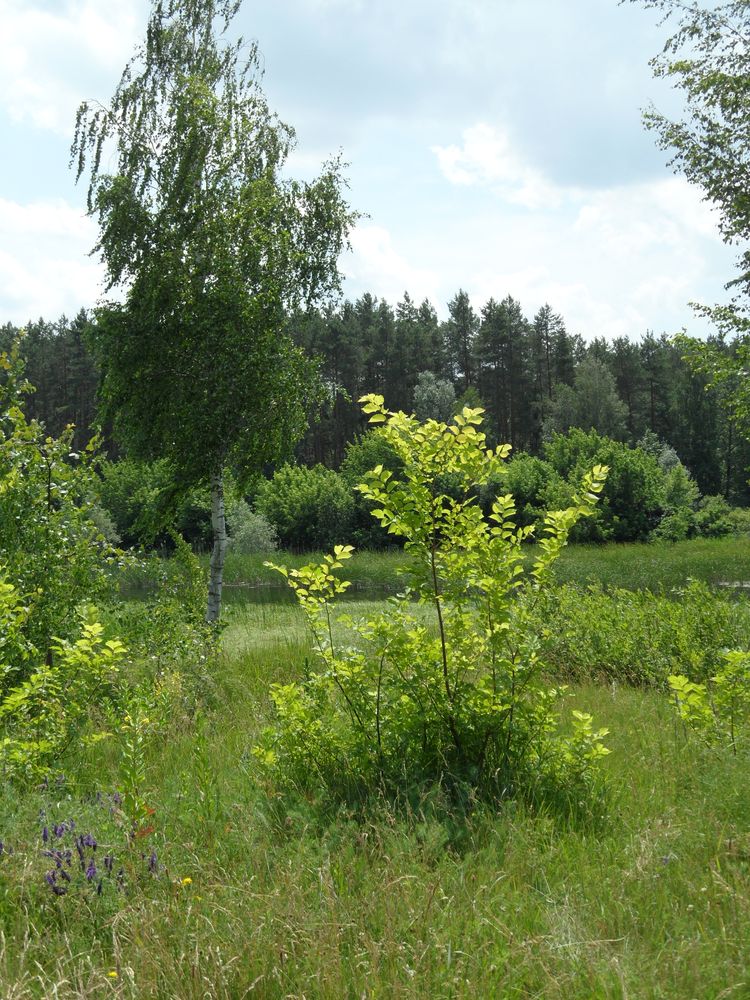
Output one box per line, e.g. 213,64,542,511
3,292,749,507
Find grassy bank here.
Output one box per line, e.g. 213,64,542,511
220,535,750,594
1,609,748,998
3,538,749,997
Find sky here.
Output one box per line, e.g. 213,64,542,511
0,0,740,340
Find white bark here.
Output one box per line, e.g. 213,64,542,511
206,470,228,623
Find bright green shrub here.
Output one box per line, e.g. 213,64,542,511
339,432,403,548
0,580,125,781
0,342,117,663
256,398,610,803
669,649,750,753
544,429,665,542
537,580,750,687
255,464,354,551
694,495,733,538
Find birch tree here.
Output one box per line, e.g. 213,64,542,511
630,0,750,437
71,0,355,621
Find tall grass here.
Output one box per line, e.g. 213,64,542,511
3,538,749,997
224,535,750,594
1,626,748,998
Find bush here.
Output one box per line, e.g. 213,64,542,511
0,341,117,660
226,500,277,554
536,580,750,687
340,432,403,548
255,464,355,551
694,495,733,538
651,508,694,542
99,458,213,549
669,649,750,754
481,454,561,529
256,398,610,804
0,580,124,781
728,506,750,534
544,429,665,542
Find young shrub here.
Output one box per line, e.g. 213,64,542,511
255,464,355,551
0,583,125,782
340,431,404,548
669,649,750,754
0,342,118,661
257,397,610,804
694,495,733,538
728,505,750,534
225,499,278,554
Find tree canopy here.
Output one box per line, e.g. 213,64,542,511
71,0,355,617
72,0,354,488
631,0,750,434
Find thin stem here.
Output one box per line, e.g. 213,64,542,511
430,529,462,755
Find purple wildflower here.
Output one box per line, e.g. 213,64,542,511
82,834,97,849
104,855,113,873
96,879,103,896
148,849,158,874
41,826,49,844
85,859,97,881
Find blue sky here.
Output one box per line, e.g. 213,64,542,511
0,0,739,339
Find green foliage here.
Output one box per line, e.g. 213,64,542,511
257,397,609,802
544,428,665,542
632,1,750,436
0,342,118,662
255,464,355,551
225,500,277,554
0,587,125,781
99,457,217,549
669,649,750,754
694,495,733,539
545,356,628,440
339,431,404,548
481,454,561,529
538,580,750,688
728,506,750,534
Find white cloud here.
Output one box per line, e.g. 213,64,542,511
432,123,564,210
0,197,104,322
344,224,441,307
0,0,143,135
425,124,734,338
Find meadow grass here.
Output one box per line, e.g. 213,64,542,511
219,534,750,597
1,588,749,998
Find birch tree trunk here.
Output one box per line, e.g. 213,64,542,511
207,470,228,623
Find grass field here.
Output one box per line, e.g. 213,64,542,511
218,534,750,597
1,537,749,998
